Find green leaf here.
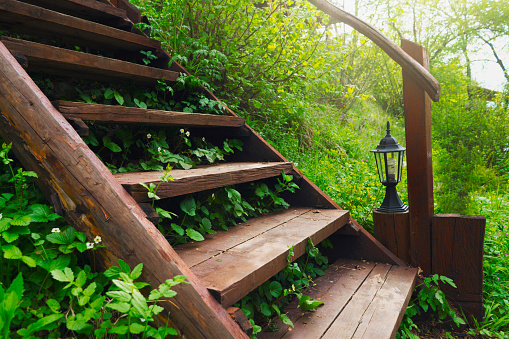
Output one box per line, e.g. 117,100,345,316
21,256,36,267
180,197,196,216
47,299,60,312
30,204,61,222
7,273,23,299
46,227,75,245
113,91,125,105
3,244,22,259
107,290,131,302
280,313,294,328
103,136,122,153
83,282,96,297
186,229,204,241
129,323,146,334
0,218,11,232
269,281,282,298
171,223,185,235
51,269,71,282
118,259,131,273
131,289,149,318
106,302,130,313
10,214,31,226
109,325,129,335
76,270,87,288
298,294,324,311
2,232,19,243
260,302,272,317
131,263,143,280
104,88,114,99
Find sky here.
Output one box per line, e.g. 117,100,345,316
338,0,508,92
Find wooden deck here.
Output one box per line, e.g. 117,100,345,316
259,258,417,339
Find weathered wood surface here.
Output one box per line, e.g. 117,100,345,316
0,41,247,339
15,0,130,27
307,0,440,102
66,117,89,137
183,209,350,307
1,37,177,84
227,307,253,337
116,162,294,203
102,0,142,24
373,210,410,264
259,259,417,339
0,0,158,51
53,101,246,127
402,39,434,275
176,208,312,267
432,214,485,320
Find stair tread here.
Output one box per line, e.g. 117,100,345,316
53,101,246,127
259,258,417,339
1,36,176,84
175,208,350,307
15,0,130,26
115,162,294,202
0,0,158,52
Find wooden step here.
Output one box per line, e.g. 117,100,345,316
1,36,176,84
259,258,418,339
53,101,246,127
14,0,132,29
0,0,158,53
115,162,294,202
175,207,350,307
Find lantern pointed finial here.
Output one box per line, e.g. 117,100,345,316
386,121,391,136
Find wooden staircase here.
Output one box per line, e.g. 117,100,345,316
0,1,417,338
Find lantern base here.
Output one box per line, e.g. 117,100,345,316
376,185,408,213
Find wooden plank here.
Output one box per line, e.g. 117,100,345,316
227,307,253,337
15,0,130,26
402,39,434,276
52,101,246,127
373,210,410,263
259,259,377,339
351,266,417,339
0,41,247,339
0,0,158,52
115,162,295,203
432,214,485,320
0,37,177,84
191,209,350,307
307,0,440,101
321,263,392,339
176,208,312,267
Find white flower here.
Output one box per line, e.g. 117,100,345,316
140,318,146,323
94,236,102,244
147,133,152,139
51,228,60,233
157,147,161,152
202,137,205,141
186,131,190,137
0,213,3,220
86,242,94,249
180,129,184,133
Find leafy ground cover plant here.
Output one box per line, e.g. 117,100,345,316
0,142,183,338
237,239,331,337
397,275,465,339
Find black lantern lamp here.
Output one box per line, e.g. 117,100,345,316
371,121,408,213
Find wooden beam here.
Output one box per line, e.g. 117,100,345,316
307,0,440,102
402,39,434,276
0,0,158,52
53,101,246,127
432,214,485,321
115,162,294,203
0,36,177,84
0,41,247,339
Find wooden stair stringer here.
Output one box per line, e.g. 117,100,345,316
0,41,247,339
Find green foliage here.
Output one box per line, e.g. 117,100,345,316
237,239,328,337
0,143,181,338
397,275,465,339
160,172,299,245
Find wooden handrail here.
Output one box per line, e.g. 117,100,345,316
308,0,440,102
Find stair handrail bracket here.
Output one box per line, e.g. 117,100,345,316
308,0,440,102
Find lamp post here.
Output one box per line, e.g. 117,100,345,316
371,121,408,213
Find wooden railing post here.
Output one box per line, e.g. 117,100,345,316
402,39,434,276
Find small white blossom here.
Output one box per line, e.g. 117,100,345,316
94,236,102,244
51,228,60,233
0,213,3,220
186,131,190,137
157,147,161,152
86,242,94,249
202,137,205,141
147,133,152,139
180,129,184,133
140,318,146,323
